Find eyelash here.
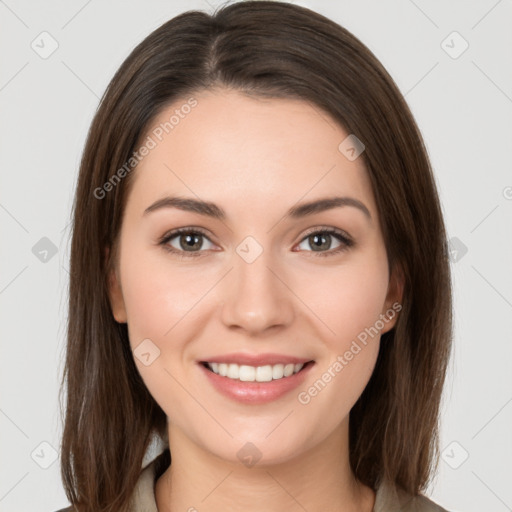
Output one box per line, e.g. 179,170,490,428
158,226,354,259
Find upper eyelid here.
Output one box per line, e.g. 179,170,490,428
300,225,352,240
160,226,214,243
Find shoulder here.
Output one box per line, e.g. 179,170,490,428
52,452,165,512
398,493,450,512
374,479,451,512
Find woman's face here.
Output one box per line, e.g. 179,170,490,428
108,88,402,465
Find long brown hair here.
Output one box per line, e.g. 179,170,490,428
59,1,453,510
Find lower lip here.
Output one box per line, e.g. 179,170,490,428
198,361,315,405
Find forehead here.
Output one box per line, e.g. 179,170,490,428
127,88,377,219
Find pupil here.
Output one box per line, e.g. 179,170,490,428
181,233,201,251
310,233,330,251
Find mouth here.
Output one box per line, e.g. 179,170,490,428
200,360,314,382
198,357,315,404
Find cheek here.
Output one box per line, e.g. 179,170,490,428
295,252,389,402
118,250,208,426
119,243,213,344
295,267,387,427
298,253,390,349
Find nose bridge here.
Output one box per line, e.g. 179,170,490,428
220,236,294,333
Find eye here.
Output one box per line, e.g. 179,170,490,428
296,227,353,256
158,226,354,259
159,227,216,257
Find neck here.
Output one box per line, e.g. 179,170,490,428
155,419,375,512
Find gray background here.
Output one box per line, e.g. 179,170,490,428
1,1,511,511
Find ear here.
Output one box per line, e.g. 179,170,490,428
105,247,127,324
380,263,404,334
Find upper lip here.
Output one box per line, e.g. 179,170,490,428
200,353,314,366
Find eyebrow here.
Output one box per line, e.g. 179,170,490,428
143,195,372,221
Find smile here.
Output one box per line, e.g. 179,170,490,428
199,359,315,404
203,362,306,382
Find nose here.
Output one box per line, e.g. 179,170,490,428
220,248,295,334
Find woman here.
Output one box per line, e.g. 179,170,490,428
56,1,453,511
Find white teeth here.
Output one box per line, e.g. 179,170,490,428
239,365,256,381
272,364,284,379
227,364,239,379
256,365,273,382
205,361,305,382
284,363,294,377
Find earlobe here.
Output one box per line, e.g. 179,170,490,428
105,247,128,324
380,264,405,334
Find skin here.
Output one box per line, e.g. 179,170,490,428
108,88,403,512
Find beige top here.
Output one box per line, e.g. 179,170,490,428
128,456,450,512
